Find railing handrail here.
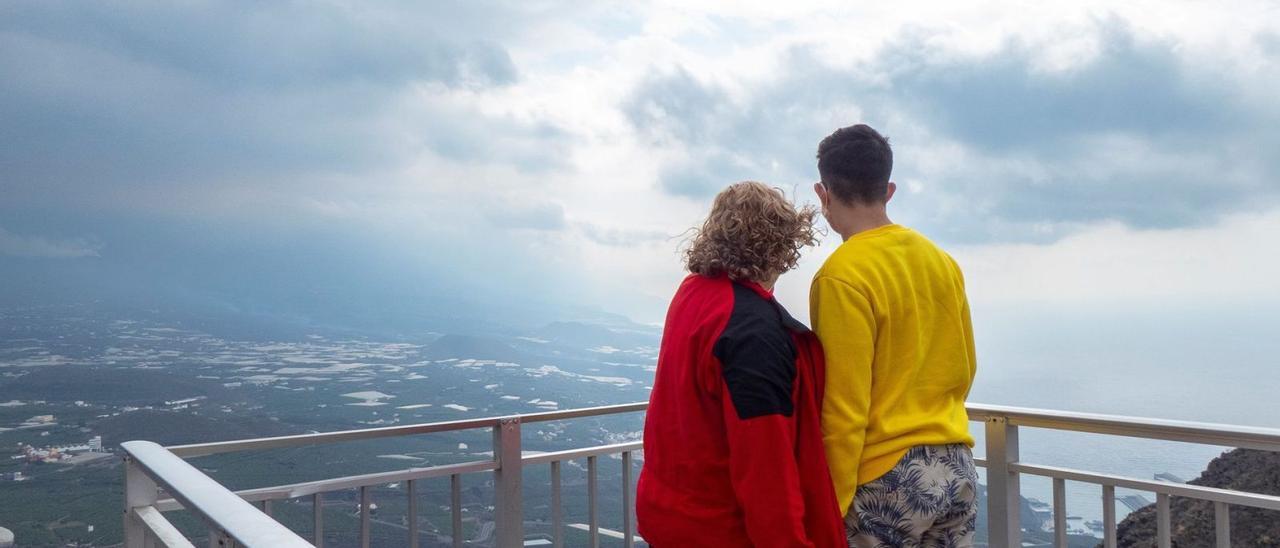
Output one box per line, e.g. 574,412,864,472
1010,462,1280,511
168,401,649,458
523,441,644,466
155,442,650,513
122,440,312,548
968,403,1280,451
165,401,1280,459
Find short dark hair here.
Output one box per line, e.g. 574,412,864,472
815,124,893,204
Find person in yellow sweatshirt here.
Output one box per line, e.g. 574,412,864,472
809,124,979,547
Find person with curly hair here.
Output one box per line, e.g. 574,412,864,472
809,125,979,548
637,181,846,547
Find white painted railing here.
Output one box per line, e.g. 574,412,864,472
121,402,1280,547
969,404,1280,548
124,403,645,548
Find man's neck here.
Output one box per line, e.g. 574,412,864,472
835,208,894,241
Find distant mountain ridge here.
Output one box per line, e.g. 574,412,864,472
1116,448,1280,546
421,334,528,363
532,321,657,349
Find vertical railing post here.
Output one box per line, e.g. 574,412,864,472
985,416,1021,548
451,475,463,548
551,461,564,548
124,457,158,548
1052,477,1067,548
1157,493,1171,548
407,479,419,548
1102,484,1117,548
359,485,371,548
1215,501,1230,548
313,492,324,548
588,455,599,548
493,416,524,548
622,451,635,548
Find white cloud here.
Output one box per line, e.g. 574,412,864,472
955,208,1280,308
772,205,1280,324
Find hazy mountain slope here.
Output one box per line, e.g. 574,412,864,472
420,334,529,363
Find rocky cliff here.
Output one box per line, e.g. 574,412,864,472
1116,448,1280,547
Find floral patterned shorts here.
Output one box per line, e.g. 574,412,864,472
845,444,979,548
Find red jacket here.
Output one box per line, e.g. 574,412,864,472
637,275,845,547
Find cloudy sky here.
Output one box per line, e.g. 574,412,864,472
3,0,1279,344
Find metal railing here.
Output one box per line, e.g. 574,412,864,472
969,404,1280,548
123,402,645,548
121,402,1280,548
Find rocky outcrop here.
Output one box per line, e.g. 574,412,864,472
1116,449,1280,547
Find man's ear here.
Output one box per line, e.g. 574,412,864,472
813,182,828,206
885,181,897,204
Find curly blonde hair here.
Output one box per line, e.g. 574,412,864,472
684,181,820,282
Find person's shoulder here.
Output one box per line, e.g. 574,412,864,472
677,272,731,294
898,228,967,284
725,282,782,326
813,234,884,286
897,225,938,247
813,237,862,277
664,275,741,351
669,274,735,317
892,227,949,259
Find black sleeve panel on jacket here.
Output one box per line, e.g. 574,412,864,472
777,303,811,334
713,284,797,420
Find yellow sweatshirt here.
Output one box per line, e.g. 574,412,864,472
810,224,977,515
